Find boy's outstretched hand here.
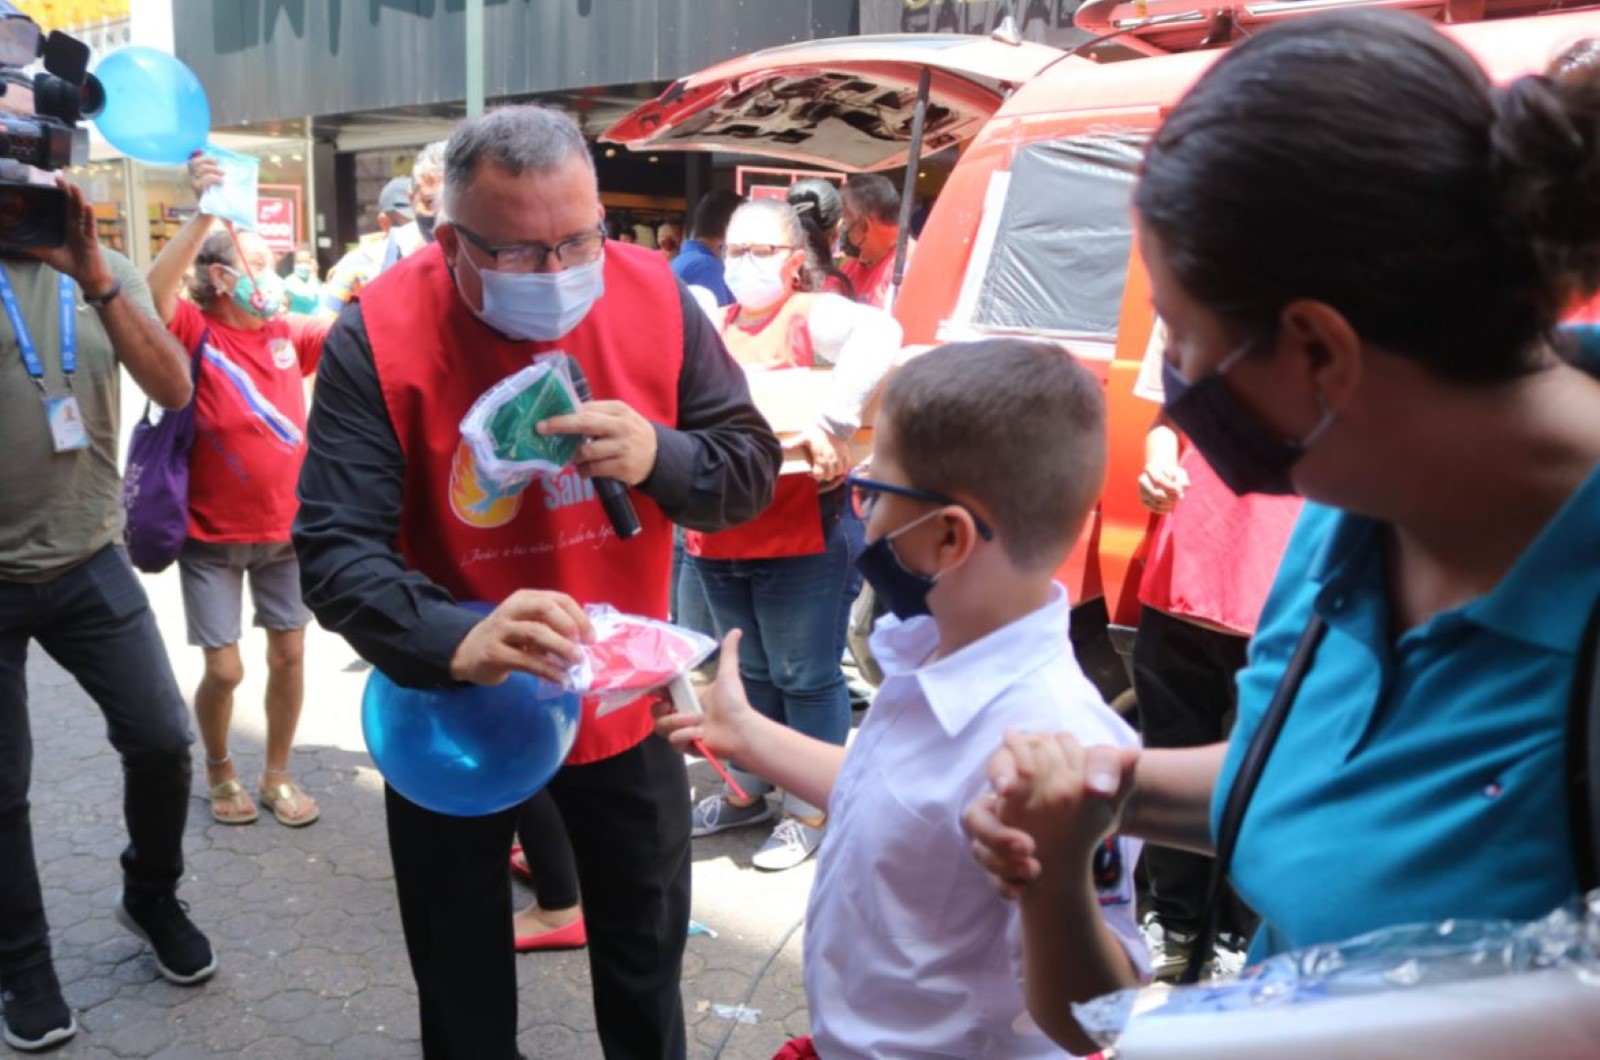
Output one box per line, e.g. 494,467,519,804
963,732,1140,899
653,630,760,763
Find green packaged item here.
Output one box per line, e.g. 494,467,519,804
460,359,584,490
484,370,581,467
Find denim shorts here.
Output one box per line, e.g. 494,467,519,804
177,540,311,649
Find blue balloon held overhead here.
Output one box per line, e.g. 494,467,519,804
362,667,582,818
93,48,210,164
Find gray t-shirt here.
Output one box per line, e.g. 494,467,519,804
0,250,158,581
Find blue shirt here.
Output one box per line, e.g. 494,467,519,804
671,239,732,306
1214,466,1600,959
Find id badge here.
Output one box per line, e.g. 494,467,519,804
44,394,90,453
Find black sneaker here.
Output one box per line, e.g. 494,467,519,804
0,964,77,1052
117,893,217,985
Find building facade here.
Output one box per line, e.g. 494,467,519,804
172,0,860,259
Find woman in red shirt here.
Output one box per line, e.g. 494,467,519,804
145,158,329,828
685,200,901,870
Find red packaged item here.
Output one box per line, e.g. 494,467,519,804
581,606,717,717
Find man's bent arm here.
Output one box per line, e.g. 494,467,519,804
292,308,476,687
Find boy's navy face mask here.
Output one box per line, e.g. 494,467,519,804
855,510,943,621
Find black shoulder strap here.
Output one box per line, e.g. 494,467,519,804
1179,613,1327,985
1567,593,1600,894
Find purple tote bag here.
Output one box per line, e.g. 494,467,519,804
122,329,205,574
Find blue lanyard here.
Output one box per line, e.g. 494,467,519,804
0,266,76,389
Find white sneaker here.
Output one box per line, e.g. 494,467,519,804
751,817,824,872
1141,914,1198,983
1203,936,1248,981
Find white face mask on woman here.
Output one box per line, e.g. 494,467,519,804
724,253,791,312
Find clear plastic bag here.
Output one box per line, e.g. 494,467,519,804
197,143,260,231
1074,891,1600,1058
459,354,583,492
580,605,717,717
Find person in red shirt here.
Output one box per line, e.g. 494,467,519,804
146,157,329,829
838,173,914,309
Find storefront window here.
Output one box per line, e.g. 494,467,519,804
67,159,130,257
351,150,416,244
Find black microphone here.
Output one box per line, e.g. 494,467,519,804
564,357,642,540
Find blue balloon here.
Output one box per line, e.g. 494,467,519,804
361,667,582,818
93,48,210,164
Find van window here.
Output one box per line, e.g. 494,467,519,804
945,133,1145,351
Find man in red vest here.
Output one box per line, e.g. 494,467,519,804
293,106,780,1060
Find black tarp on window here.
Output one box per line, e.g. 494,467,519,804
972,133,1145,340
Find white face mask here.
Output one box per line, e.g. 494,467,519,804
724,253,791,312
467,254,606,342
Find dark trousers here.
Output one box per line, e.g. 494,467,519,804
386,734,692,1060
1132,606,1258,940
515,789,579,911
0,546,193,976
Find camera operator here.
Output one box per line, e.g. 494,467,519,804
0,80,212,1052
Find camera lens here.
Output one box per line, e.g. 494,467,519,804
31,71,97,124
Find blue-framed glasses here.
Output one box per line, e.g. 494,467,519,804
846,473,994,540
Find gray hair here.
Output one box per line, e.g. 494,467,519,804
440,106,593,218
412,139,447,184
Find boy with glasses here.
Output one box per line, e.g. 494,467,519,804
659,338,1147,1057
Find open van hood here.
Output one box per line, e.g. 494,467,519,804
1073,0,1597,56
600,34,1068,172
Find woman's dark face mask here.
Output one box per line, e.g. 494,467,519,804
1160,342,1332,497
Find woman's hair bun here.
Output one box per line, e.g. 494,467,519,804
787,178,844,231
1493,49,1600,310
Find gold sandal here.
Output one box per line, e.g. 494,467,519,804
209,777,258,825
259,777,320,828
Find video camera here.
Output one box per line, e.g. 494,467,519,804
0,1,104,247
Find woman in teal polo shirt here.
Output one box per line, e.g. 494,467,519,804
962,8,1600,1039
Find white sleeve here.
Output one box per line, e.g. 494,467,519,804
686,284,722,326
1132,320,1170,406
805,292,903,439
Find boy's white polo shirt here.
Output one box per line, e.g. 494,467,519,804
805,584,1146,1059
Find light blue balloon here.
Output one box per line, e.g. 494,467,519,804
362,667,582,817
93,47,210,165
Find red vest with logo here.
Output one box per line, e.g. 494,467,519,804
361,242,682,765
686,294,824,560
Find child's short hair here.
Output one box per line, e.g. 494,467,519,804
880,339,1106,571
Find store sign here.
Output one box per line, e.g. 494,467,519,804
860,0,1092,49
256,192,298,255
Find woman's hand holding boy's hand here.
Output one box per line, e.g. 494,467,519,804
964,731,1140,899
653,630,761,763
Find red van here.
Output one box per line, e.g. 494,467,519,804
605,1,1600,697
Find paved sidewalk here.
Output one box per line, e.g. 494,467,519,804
11,564,817,1059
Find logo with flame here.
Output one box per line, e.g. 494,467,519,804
448,440,526,528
